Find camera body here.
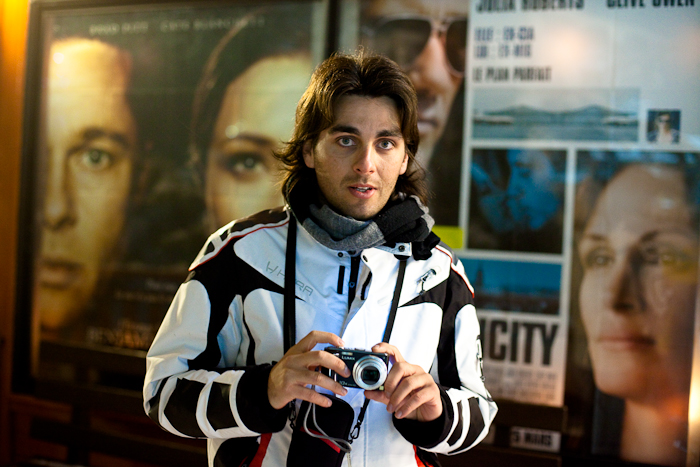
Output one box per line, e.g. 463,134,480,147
323,346,390,391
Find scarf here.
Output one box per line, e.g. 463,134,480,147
288,180,439,258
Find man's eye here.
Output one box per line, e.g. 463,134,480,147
377,140,394,150
79,148,114,171
221,152,266,176
338,137,355,147
583,247,613,269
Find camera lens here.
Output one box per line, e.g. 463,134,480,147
362,368,380,384
353,355,387,390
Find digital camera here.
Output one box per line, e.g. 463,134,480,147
323,346,389,391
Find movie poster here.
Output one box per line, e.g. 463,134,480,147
460,0,700,464
30,2,325,363
343,0,469,233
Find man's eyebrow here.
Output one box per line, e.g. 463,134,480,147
82,127,132,149
328,125,403,139
328,124,360,135
377,128,403,138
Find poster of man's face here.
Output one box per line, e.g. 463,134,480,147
358,0,469,226
30,4,319,354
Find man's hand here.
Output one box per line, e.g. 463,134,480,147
268,331,351,409
364,343,443,422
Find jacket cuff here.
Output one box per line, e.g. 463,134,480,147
392,386,453,449
236,364,289,433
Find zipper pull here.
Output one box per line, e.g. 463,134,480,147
418,269,436,295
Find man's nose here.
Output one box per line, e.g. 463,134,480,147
353,145,377,175
408,31,446,88
43,151,76,230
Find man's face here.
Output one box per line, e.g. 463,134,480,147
364,0,468,167
206,53,311,228
303,95,408,220
36,39,136,336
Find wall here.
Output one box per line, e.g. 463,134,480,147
0,0,29,464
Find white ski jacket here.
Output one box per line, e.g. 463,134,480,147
143,207,497,467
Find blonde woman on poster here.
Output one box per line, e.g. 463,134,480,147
575,154,699,466
190,10,313,230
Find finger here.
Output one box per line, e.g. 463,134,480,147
381,361,416,395
364,388,390,406
389,372,434,411
282,365,349,395
288,350,351,378
292,386,337,408
293,330,345,354
393,384,442,421
269,367,348,408
371,342,405,363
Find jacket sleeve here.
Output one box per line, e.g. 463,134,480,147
393,254,498,454
142,278,288,439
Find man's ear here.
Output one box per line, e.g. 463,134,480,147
399,150,409,175
302,141,315,169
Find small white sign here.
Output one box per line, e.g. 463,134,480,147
510,426,561,453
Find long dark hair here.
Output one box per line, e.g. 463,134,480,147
275,51,429,205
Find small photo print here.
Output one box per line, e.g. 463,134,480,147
646,109,680,143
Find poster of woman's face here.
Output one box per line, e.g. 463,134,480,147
29,3,320,356
573,151,699,466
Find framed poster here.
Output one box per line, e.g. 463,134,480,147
13,0,327,390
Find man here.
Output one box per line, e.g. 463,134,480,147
35,38,137,340
361,0,468,225
144,52,496,467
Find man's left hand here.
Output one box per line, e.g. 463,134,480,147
363,343,443,422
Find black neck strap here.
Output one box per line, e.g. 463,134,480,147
382,257,407,343
284,214,297,353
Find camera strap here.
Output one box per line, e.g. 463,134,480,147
284,214,297,354
283,211,409,441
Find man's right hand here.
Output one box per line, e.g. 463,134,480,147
267,331,350,409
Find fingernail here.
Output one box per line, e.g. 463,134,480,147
344,366,351,377
341,387,348,396
387,404,394,413
396,410,403,418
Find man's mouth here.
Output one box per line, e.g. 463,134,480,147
350,185,376,198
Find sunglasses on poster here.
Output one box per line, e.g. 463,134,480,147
363,15,468,76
